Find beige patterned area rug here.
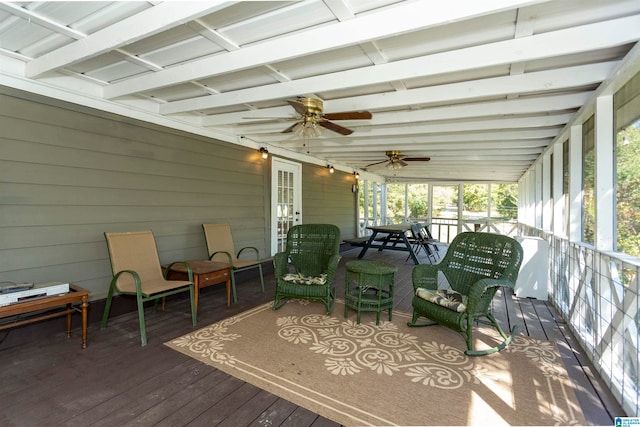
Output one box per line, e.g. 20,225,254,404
165,300,585,426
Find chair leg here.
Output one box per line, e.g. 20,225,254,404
258,264,265,293
272,291,286,310
100,282,116,330
136,293,148,347
189,284,197,326
230,271,238,303
406,310,438,327
324,288,335,315
464,314,517,356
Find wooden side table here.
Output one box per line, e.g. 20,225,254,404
164,260,232,311
0,284,90,348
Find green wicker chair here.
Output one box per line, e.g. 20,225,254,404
273,224,341,314
408,232,523,356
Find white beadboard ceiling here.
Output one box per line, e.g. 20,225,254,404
1,0,640,182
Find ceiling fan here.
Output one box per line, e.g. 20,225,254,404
365,151,431,170
281,97,372,137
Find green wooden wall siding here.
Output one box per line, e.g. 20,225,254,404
302,164,358,233
0,88,356,300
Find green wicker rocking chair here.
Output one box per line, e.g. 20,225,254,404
408,232,523,356
273,224,341,314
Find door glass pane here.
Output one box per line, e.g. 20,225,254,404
277,169,295,253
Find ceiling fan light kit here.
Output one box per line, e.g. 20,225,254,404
387,160,406,170
293,118,322,138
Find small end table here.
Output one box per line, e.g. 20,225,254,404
344,260,397,325
164,260,231,312
0,284,90,348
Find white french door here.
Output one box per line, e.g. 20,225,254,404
271,157,302,255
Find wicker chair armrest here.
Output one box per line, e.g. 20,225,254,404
164,261,194,282
237,246,260,260
324,253,342,283
209,250,233,264
273,252,290,277
412,264,440,291
465,278,515,312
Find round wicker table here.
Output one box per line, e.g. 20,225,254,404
344,260,397,325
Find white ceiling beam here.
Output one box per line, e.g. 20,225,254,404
160,15,638,114
323,63,612,113
272,128,557,146
186,20,240,51
105,0,549,99
0,2,85,40
330,152,541,161
112,49,163,72
203,92,589,127
365,93,588,125
323,0,355,21
284,139,551,154
238,113,572,138
25,1,235,78
232,62,611,137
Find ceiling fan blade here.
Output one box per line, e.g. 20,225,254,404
287,99,308,116
364,159,389,168
404,157,431,162
281,122,300,133
242,116,293,120
319,120,353,135
322,111,372,120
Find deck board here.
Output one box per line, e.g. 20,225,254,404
0,247,623,426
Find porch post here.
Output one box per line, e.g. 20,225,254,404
569,124,583,243
542,152,552,231
553,140,565,237
535,162,543,229
595,95,614,251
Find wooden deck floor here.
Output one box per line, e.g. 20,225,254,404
0,247,624,426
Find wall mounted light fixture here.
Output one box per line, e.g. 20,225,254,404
259,147,269,159
353,170,360,180
327,164,334,174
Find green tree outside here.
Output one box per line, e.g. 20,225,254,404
616,120,640,257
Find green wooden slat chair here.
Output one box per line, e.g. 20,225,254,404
273,224,341,314
408,232,523,356
101,230,196,346
202,223,265,303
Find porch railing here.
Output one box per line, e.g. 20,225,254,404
520,224,639,417
423,218,518,244
360,217,519,243
360,215,639,415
